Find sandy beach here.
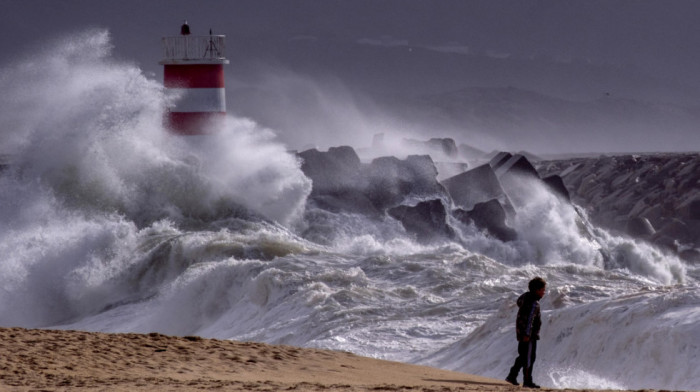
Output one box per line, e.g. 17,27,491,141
0,327,665,392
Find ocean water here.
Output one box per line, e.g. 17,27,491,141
1,31,698,391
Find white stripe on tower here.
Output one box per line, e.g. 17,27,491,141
160,31,229,135
167,88,226,112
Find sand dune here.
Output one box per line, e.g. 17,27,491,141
0,327,661,391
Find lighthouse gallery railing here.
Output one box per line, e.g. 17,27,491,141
162,35,226,61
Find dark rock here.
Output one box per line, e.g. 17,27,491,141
516,151,544,163
655,219,694,244
405,155,443,189
628,199,650,218
689,199,700,220
489,151,512,170
441,164,510,211
558,162,582,178
493,154,542,208
430,138,459,158
651,234,678,252
388,199,455,243
494,154,540,179
365,156,414,209
453,199,517,242
625,216,656,237
298,146,362,194
301,149,449,215
536,153,699,252
687,220,700,247
542,175,571,201
679,248,700,264
640,204,665,229
310,189,380,215
298,146,379,215
366,155,447,210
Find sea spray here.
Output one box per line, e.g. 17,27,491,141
0,29,310,327
0,29,310,228
0,29,697,391
448,175,686,284
178,120,312,227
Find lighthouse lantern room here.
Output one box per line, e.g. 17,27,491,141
160,22,229,135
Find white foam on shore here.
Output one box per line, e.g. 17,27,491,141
421,286,700,391
547,368,627,390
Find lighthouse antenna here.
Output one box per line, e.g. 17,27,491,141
204,29,221,59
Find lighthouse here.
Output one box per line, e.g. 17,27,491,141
160,22,229,135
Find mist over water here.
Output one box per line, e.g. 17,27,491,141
1,31,698,391
0,29,310,325
0,29,310,226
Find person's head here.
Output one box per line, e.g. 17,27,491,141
528,276,547,299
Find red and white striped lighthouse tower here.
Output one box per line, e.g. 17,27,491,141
160,22,229,135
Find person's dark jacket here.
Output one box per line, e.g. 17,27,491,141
515,291,542,341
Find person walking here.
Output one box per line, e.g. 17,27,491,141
506,277,546,388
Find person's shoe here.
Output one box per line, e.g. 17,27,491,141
505,376,519,386
523,382,541,388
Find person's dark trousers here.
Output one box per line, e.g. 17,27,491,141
507,340,537,384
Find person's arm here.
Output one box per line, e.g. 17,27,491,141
516,296,532,341
523,299,537,341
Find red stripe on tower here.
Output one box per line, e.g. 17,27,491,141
164,64,224,88
160,22,229,135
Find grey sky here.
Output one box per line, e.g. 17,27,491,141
2,1,699,77
1,0,699,153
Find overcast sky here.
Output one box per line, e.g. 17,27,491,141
3,1,700,79
1,0,699,153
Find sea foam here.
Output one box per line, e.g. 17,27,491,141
0,29,697,392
